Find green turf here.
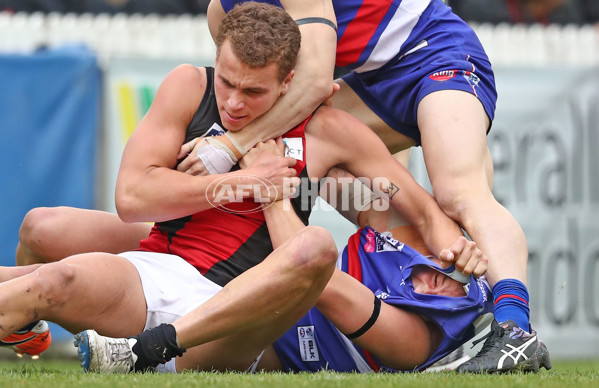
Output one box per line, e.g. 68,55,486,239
0,359,597,388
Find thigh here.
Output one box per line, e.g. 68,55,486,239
22,207,151,261
49,253,148,336
54,208,152,255
119,251,223,331
173,227,337,372
333,79,415,154
418,90,494,193
317,270,435,370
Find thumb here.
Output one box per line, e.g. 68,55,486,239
178,138,197,159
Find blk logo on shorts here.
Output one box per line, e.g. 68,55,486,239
297,325,320,362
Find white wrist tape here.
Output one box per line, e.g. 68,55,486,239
196,139,237,174
224,131,247,157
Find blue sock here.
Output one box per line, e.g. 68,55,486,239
492,279,530,332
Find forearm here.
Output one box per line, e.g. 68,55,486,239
324,110,464,256
236,75,331,149
410,195,464,257
230,24,336,149
115,168,252,223
263,199,306,249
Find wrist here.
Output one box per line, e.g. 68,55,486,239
220,132,247,160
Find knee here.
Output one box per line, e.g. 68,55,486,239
433,185,495,223
30,262,77,308
18,207,63,264
433,188,470,221
288,226,338,274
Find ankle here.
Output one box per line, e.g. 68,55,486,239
131,324,186,371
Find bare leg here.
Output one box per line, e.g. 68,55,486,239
315,269,435,370
418,90,527,286
333,79,415,154
16,207,152,266
172,226,338,371
0,253,147,338
0,264,42,283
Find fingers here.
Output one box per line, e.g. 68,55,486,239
176,138,212,175
440,236,488,278
177,138,198,160
322,83,341,107
176,153,194,173
276,136,286,155
176,151,209,176
463,250,488,278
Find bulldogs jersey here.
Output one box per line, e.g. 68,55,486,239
220,0,476,73
138,67,316,286
273,226,494,372
219,1,497,146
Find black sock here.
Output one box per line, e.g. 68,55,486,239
131,323,186,371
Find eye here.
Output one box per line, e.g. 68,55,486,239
245,89,264,96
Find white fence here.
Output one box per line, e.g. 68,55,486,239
1,11,598,66
0,11,215,61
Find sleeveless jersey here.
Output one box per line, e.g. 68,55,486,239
272,226,494,372
220,0,461,72
138,67,316,286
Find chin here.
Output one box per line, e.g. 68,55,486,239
225,123,244,132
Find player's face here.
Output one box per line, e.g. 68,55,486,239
411,264,467,298
214,40,292,132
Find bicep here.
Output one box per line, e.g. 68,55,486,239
284,0,337,83
281,0,336,21
119,66,203,177
311,108,430,220
207,0,226,42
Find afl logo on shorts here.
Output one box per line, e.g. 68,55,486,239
429,70,457,81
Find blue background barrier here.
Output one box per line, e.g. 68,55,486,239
0,46,100,342
0,46,100,266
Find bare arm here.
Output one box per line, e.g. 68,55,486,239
306,106,465,258
239,138,307,249
116,65,298,223
206,0,337,149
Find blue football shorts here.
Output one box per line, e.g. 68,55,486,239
342,2,497,146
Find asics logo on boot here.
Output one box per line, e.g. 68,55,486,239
497,335,537,369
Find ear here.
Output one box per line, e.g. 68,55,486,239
279,69,294,96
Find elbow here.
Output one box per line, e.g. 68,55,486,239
312,77,334,103
295,71,334,107
115,190,141,223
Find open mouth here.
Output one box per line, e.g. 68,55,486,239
226,111,246,121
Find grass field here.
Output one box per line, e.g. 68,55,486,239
0,358,597,388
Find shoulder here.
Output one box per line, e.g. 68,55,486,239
308,106,361,141
162,64,206,92
144,65,209,127
153,65,207,110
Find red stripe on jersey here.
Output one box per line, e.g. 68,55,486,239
346,227,364,282
494,294,529,305
138,208,264,274
336,0,393,67
138,116,311,278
